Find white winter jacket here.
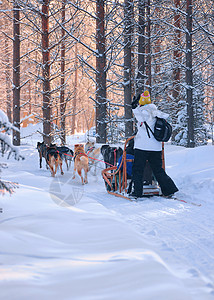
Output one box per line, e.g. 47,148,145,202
133,103,169,151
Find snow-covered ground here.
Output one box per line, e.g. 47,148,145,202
0,124,214,300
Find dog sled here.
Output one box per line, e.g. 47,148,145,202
101,136,165,201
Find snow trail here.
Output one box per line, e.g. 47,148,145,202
1,136,214,299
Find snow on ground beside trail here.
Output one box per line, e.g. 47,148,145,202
0,124,214,300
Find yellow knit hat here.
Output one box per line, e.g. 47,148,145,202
139,90,151,106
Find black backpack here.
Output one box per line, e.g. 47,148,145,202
143,117,172,142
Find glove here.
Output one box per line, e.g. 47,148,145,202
131,94,140,109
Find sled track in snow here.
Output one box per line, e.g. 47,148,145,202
126,212,214,260
124,210,214,282
88,191,214,256
87,191,214,282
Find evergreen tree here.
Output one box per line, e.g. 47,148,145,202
0,109,23,195
192,71,208,146
173,95,188,147
173,71,208,146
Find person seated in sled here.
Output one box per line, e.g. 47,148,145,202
130,90,178,199
116,137,155,194
115,138,134,193
117,138,134,175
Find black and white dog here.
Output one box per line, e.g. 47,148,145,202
101,145,123,168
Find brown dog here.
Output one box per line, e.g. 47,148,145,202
47,146,64,177
72,144,89,184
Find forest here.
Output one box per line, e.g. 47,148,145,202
0,2,214,297
0,0,213,147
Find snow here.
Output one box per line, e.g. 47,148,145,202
0,124,214,300
0,109,9,124
0,110,22,160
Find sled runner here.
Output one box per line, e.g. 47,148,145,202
102,136,165,200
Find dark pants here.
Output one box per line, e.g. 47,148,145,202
132,149,178,197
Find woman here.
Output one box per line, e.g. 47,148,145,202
131,91,178,198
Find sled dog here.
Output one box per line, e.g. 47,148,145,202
85,141,101,175
47,145,64,177
101,145,123,168
73,144,89,184
50,144,73,170
37,141,48,169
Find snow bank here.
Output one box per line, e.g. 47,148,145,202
0,189,191,300
0,144,192,300
0,126,214,299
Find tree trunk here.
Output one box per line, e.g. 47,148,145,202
145,0,151,93
96,0,106,143
186,0,195,147
136,0,145,96
4,24,12,123
60,0,66,145
171,0,181,141
71,43,77,135
173,0,181,101
42,0,51,145
13,2,20,146
124,0,134,138
154,5,161,75
28,80,31,114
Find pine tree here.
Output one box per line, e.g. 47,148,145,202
96,0,107,143
192,71,208,146
173,71,208,147
13,1,21,146
0,109,23,195
173,95,188,147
